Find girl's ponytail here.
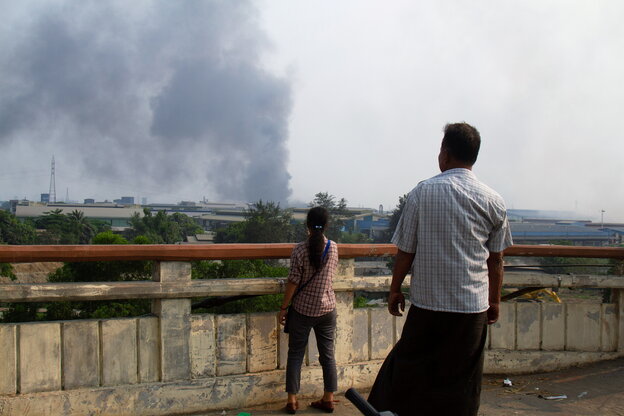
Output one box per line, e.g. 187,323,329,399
307,207,329,270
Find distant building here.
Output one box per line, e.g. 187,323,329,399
40,193,50,203
510,223,615,246
84,199,95,204
114,196,135,205
14,201,144,230
345,212,390,239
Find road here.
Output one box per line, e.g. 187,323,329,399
191,357,624,415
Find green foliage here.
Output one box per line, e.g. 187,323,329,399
0,210,37,244
341,231,372,244
385,194,408,243
0,303,41,323
0,261,16,280
29,209,104,244
2,230,152,323
93,230,129,245
192,259,288,314
384,194,408,269
1,210,36,282
537,241,611,274
192,259,288,280
215,201,293,243
309,192,353,242
214,222,245,243
126,208,201,244
242,200,293,243
354,296,368,308
196,294,283,314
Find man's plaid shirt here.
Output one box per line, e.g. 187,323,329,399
288,238,338,317
393,168,513,313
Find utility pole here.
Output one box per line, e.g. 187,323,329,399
601,210,605,229
49,156,56,203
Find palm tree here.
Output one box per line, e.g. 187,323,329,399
68,210,96,244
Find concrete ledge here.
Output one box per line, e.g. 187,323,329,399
485,350,624,374
3,351,624,415
0,362,382,416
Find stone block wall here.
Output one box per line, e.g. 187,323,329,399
1,260,623,415
488,302,620,353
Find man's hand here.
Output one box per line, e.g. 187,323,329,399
387,249,414,317
487,303,499,325
487,252,504,325
388,291,405,316
278,308,288,326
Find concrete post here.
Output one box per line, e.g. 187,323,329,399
0,324,16,395
616,289,624,352
152,261,192,382
335,259,355,364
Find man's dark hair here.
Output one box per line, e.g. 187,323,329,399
442,122,481,165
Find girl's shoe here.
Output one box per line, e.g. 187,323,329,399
310,399,336,413
285,400,299,414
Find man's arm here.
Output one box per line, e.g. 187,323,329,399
486,251,504,325
388,249,415,316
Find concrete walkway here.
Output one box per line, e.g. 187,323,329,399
192,357,624,416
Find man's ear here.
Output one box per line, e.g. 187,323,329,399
438,147,449,171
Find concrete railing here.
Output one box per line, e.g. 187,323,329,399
0,244,623,415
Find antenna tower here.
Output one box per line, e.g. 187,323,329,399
49,156,56,203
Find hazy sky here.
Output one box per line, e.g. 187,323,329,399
1,1,623,222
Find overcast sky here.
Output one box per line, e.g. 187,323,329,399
1,1,623,222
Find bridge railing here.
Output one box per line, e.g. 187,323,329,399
0,244,622,416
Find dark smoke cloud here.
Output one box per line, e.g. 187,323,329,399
0,0,292,203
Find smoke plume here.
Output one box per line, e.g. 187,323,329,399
0,0,292,203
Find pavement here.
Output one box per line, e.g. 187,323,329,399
191,357,624,416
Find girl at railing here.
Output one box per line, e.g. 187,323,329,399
278,206,339,414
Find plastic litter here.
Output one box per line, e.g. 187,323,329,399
539,394,567,400
237,413,251,416
503,378,513,387
578,392,588,398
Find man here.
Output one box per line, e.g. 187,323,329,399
368,123,513,416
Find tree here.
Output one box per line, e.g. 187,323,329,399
309,192,353,242
44,232,151,321
241,200,292,243
67,210,97,244
29,209,106,244
341,231,373,244
191,259,289,314
0,210,37,244
170,212,203,239
126,208,201,243
381,194,408,243
0,262,16,280
1,210,38,280
214,222,245,243
215,200,293,243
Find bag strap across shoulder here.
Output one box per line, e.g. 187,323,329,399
292,239,331,299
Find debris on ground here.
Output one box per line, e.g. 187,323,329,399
539,394,567,400
503,378,513,387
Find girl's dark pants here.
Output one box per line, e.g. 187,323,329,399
285,308,337,394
